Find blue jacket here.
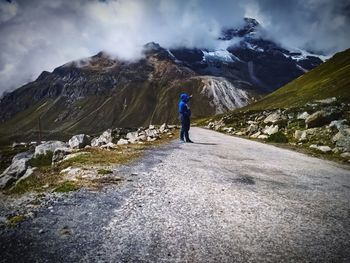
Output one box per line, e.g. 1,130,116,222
179,93,191,118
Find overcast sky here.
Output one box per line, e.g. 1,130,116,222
0,0,349,95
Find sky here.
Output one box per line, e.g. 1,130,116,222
0,0,349,95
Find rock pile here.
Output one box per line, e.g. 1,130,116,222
0,123,178,189
206,97,350,162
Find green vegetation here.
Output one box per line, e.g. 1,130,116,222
243,48,350,110
97,168,113,175
30,151,53,167
54,181,80,193
267,132,288,143
7,215,25,226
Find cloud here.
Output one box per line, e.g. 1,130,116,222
0,0,349,95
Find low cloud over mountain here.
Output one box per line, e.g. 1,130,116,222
0,0,349,94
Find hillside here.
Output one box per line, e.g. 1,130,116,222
243,48,350,111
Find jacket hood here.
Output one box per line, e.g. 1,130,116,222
180,93,190,102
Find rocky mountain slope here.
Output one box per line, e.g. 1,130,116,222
0,18,323,144
204,48,350,164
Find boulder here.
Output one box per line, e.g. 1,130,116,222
297,112,310,120
329,120,348,130
247,124,259,134
34,141,67,157
263,125,279,135
332,128,350,152
159,123,168,133
309,145,332,153
340,152,350,158
263,112,281,124
257,134,268,140
91,129,113,147
305,110,340,128
117,139,129,145
52,147,73,164
0,151,33,189
101,142,117,149
294,130,307,142
145,128,159,138
250,131,261,139
222,127,233,133
68,134,91,149
126,131,139,143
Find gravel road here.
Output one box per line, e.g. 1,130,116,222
1,127,350,262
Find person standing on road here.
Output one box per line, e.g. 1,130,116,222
179,93,193,143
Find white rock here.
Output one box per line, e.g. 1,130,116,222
91,129,113,147
101,142,117,149
15,167,34,185
52,147,73,164
297,112,310,120
117,139,129,145
159,123,168,133
257,135,268,139
149,125,155,130
145,128,159,138
329,120,348,130
263,125,279,135
250,131,261,139
340,152,350,158
309,145,332,153
147,137,157,142
315,97,337,104
0,152,33,189
263,112,281,124
68,134,91,149
34,141,67,157
126,131,139,142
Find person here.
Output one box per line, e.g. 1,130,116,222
179,93,193,143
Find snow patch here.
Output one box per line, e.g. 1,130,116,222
202,50,235,63
200,76,250,114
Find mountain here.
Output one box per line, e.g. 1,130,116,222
0,18,324,144
241,48,350,111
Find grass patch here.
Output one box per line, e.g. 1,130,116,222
30,151,53,167
54,181,80,193
7,215,25,226
97,168,113,175
266,132,289,143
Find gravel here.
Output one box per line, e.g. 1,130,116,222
1,127,350,262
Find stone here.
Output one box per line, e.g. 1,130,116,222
52,147,73,164
15,167,34,185
145,128,159,138
222,127,233,133
315,97,337,104
247,124,259,134
68,134,91,149
147,137,157,142
0,151,33,189
305,110,340,128
117,139,129,145
257,135,268,139
329,120,348,130
294,130,307,141
126,131,139,142
137,134,147,141
250,131,261,139
91,129,113,147
235,131,245,136
149,125,155,130
297,112,310,120
34,141,67,157
263,125,279,135
309,145,332,153
159,123,168,133
340,152,350,158
263,112,281,124
101,142,117,149
333,129,350,152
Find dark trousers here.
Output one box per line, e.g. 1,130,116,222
180,115,190,141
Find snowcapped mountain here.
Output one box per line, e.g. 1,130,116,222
0,18,325,143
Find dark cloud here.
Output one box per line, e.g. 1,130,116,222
0,0,349,95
